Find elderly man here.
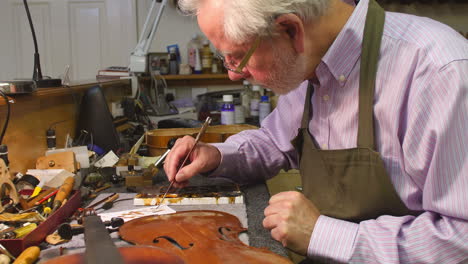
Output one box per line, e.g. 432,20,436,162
164,0,468,262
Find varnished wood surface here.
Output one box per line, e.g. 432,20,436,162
119,210,293,264
0,79,130,106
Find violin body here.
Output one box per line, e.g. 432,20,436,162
146,125,257,156
119,210,292,264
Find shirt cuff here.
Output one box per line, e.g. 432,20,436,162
308,215,359,263
204,142,238,178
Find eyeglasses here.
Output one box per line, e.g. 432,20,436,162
215,36,261,75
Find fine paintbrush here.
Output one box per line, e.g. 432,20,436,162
156,116,212,208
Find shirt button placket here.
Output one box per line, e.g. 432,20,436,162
339,74,346,86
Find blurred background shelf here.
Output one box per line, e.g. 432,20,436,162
0,79,131,105
142,74,242,86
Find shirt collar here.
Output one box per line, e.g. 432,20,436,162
320,0,369,86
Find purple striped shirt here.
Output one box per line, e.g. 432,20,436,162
211,0,468,262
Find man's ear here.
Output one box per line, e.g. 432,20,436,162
275,14,305,53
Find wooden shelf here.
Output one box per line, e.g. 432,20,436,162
37,79,131,97
157,74,229,80
0,79,131,106
142,74,242,86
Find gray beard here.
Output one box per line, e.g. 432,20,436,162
251,47,306,95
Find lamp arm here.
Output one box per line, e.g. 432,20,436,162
132,0,167,57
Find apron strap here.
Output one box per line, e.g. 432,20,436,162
300,82,314,129
357,0,385,149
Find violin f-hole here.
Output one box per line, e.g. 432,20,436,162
153,236,194,250
218,227,235,241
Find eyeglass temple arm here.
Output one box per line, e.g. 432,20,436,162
235,37,261,73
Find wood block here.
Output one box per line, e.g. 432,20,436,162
36,151,78,173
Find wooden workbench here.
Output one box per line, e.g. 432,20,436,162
0,79,131,173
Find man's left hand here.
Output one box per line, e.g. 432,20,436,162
263,191,320,255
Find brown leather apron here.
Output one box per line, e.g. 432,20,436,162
291,0,418,223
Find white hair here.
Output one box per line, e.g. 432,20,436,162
178,0,330,43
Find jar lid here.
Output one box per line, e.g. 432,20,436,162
261,95,269,102
223,95,234,102
252,85,261,91
243,80,250,85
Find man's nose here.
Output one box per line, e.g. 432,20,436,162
228,70,251,81
228,71,243,81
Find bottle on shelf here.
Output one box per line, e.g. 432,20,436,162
250,85,261,125
168,47,179,75
201,40,213,74
259,95,271,124
159,57,169,75
241,80,252,118
187,34,202,73
221,94,235,125
234,103,245,124
265,88,278,110
211,55,220,74
194,48,202,74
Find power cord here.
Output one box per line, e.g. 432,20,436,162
0,90,11,145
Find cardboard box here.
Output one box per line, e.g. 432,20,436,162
1,190,81,257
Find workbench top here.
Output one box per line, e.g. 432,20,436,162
39,176,289,262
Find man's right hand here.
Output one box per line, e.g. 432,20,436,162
163,135,222,188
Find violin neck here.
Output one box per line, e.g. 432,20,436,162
84,215,125,264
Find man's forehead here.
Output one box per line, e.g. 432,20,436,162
198,0,225,24
197,0,230,46
201,0,224,9
197,0,257,52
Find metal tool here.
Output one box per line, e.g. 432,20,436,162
156,117,212,208
0,242,16,260
42,198,54,217
84,214,125,264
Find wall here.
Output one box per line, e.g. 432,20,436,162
0,0,136,81
137,0,203,67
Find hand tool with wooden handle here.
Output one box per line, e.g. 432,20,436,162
85,193,117,209
12,246,40,264
26,188,56,209
52,176,75,213
99,193,119,210
34,189,59,206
